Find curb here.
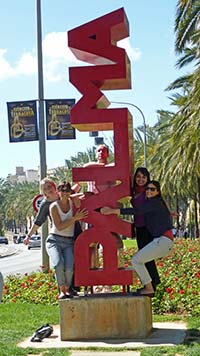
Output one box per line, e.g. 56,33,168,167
0,246,20,258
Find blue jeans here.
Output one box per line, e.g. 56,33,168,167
46,234,74,287
132,236,173,286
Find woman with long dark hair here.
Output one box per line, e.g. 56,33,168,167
101,180,174,297
131,167,160,290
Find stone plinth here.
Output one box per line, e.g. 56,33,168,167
59,294,152,340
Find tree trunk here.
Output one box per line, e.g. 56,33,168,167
194,195,199,238
197,176,200,221
175,194,180,229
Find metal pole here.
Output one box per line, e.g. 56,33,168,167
111,101,147,167
36,0,46,178
36,0,49,270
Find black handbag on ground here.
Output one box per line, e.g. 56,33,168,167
30,323,53,342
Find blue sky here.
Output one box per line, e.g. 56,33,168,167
0,0,181,178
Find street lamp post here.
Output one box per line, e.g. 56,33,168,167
36,0,47,180
111,101,147,167
36,0,49,270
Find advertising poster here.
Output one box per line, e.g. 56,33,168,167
45,99,76,140
7,100,38,143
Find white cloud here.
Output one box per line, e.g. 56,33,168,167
0,49,15,80
0,32,141,82
15,52,37,76
43,32,76,62
118,38,141,61
42,32,79,82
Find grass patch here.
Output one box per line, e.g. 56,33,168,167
0,303,60,356
0,303,200,355
123,238,137,249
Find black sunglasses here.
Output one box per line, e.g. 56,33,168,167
146,186,157,192
58,185,71,192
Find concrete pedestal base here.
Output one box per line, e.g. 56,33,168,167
59,294,152,340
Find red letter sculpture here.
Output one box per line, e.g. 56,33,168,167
68,8,134,287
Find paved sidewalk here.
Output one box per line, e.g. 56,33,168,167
18,321,187,353
0,244,21,258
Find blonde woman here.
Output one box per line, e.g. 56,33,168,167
46,182,88,299
24,178,58,244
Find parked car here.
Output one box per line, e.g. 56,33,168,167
28,235,41,250
13,234,18,244
16,235,26,244
0,236,8,245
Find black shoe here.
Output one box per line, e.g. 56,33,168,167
64,293,74,299
58,293,73,300
71,285,80,292
69,287,79,296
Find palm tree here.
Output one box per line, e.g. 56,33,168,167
0,179,14,234
153,0,200,235
49,166,72,184
2,181,38,233
65,148,97,168
175,0,200,53
149,103,199,236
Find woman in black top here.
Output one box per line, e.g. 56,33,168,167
101,180,174,297
131,167,160,290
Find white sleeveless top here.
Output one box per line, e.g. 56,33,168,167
50,199,75,237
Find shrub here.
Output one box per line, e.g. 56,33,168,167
153,239,200,316
3,269,58,305
3,239,200,316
